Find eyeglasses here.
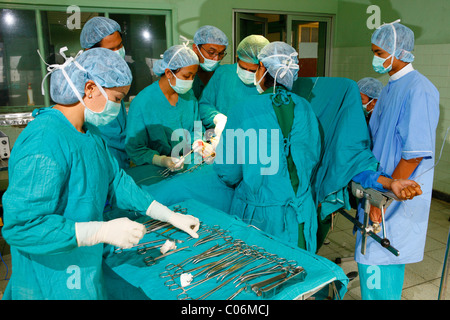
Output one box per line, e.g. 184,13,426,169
199,45,227,59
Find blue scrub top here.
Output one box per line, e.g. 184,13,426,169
214,89,321,253
356,69,440,265
2,107,155,299
97,100,130,169
198,63,259,128
125,81,200,166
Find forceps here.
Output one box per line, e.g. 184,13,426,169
113,238,167,254
160,244,222,278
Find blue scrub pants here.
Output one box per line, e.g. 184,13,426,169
357,263,405,300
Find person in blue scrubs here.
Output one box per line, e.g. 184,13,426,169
191,25,228,99
1,48,199,300
356,20,440,300
214,42,322,253
125,44,199,171
357,77,383,123
80,16,130,169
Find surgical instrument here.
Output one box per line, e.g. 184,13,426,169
159,152,193,178
196,275,241,300
252,266,306,298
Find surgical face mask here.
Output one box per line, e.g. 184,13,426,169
84,86,122,126
168,71,193,94
372,55,393,74
236,64,256,85
197,47,220,72
115,46,126,59
254,68,268,94
362,99,374,117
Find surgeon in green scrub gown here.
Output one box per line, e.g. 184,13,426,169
214,42,321,253
125,44,200,176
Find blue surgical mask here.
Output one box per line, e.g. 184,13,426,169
372,55,393,74
169,71,193,94
115,47,126,59
236,64,255,85
198,48,220,72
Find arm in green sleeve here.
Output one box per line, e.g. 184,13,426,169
198,74,221,128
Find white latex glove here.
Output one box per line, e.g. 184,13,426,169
213,114,227,137
192,139,216,159
146,201,200,238
75,218,146,249
152,154,184,171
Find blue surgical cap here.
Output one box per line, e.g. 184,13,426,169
153,44,199,76
237,35,270,64
357,77,384,99
193,25,228,47
258,41,299,90
371,21,415,63
80,17,121,49
50,47,132,105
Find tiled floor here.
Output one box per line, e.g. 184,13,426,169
317,198,450,300
0,198,449,300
